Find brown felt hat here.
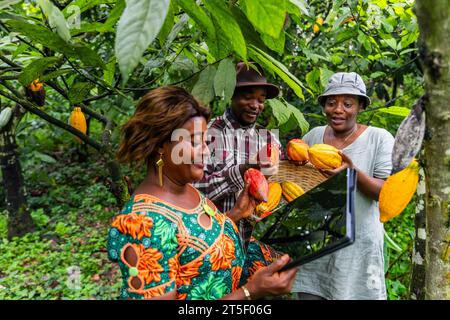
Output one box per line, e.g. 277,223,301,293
235,62,280,99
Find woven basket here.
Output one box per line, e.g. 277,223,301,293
268,160,327,192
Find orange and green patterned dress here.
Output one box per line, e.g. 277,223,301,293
107,186,279,300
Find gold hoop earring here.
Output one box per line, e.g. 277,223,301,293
156,152,164,187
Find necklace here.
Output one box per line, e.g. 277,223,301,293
328,124,359,149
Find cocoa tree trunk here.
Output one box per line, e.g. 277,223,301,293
0,104,34,238
416,0,450,300
410,167,426,300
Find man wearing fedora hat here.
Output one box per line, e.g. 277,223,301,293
194,62,282,250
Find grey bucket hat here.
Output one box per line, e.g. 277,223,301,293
318,72,371,108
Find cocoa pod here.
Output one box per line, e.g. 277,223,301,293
244,168,269,202
26,79,46,106
308,144,342,169
286,138,309,162
256,182,282,217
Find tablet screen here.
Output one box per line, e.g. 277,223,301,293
256,168,356,270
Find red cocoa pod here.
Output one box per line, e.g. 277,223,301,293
244,168,269,202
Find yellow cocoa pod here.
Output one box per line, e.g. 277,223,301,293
281,181,305,203
308,144,342,169
316,16,324,25
379,160,419,223
313,24,320,33
69,106,87,142
313,16,323,33
286,138,309,162
256,182,282,216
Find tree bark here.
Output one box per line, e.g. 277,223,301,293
410,167,426,299
416,0,450,300
0,104,34,238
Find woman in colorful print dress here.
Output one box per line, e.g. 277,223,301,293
107,86,298,300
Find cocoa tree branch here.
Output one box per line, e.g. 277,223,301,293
0,81,102,150
45,79,109,124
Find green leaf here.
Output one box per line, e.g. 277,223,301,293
36,0,71,42
335,28,358,43
203,0,247,60
267,99,290,126
229,6,268,51
104,0,126,30
115,0,170,84
70,0,125,34
12,43,29,59
103,57,116,86
0,0,21,11
158,1,175,47
68,82,94,105
192,65,216,105
5,20,104,68
260,31,285,55
40,69,72,82
384,230,402,252
287,103,309,135
162,14,189,51
213,58,236,105
305,68,320,93
241,0,286,38
288,0,309,16
376,106,410,118
18,57,60,86
62,0,116,17
177,0,215,38
382,38,397,51
319,68,334,90
34,151,57,164
248,45,305,100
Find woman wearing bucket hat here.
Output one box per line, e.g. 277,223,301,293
292,72,395,300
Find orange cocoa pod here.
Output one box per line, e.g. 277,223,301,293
286,138,309,162
256,182,282,216
26,79,46,106
244,168,269,202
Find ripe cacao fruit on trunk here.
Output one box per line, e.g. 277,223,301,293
26,79,46,106
69,106,87,142
286,138,309,162
281,181,305,202
379,159,419,223
308,144,342,169
244,168,269,202
256,182,282,217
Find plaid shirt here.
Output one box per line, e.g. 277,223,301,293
194,109,282,250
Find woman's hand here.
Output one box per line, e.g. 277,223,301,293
319,150,354,177
227,181,259,223
244,254,299,299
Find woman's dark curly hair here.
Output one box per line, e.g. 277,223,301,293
117,85,211,166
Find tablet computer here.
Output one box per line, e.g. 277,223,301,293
257,168,357,272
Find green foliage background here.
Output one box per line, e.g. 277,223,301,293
0,0,422,300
